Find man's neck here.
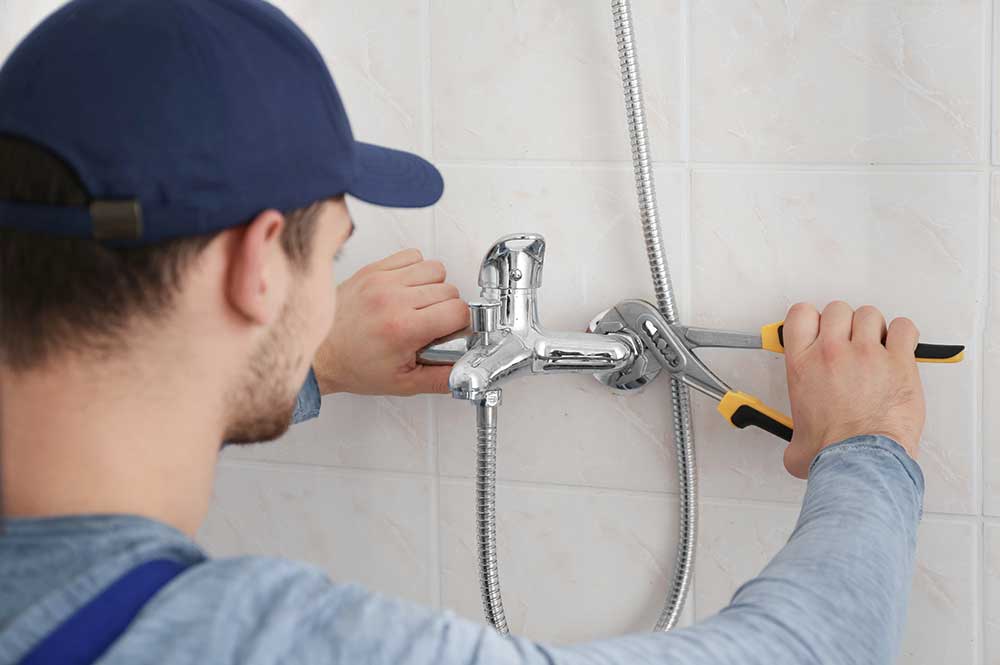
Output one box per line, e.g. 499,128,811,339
0,353,225,537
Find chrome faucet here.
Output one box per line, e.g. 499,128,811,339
419,233,640,400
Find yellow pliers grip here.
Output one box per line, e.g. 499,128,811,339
760,322,965,364
718,391,794,442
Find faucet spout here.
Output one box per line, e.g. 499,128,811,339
533,332,634,372
449,331,533,400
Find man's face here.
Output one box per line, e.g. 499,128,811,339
223,198,353,443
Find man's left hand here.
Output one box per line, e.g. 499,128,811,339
314,249,469,396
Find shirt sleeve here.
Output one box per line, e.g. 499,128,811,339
291,367,322,424
264,434,923,665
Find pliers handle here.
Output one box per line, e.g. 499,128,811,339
600,301,966,443
759,322,965,363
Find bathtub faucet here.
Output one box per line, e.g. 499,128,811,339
418,233,641,400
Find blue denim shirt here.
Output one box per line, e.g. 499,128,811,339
292,367,322,424
0,369,924,665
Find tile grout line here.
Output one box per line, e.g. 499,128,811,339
992,0,998,167
422,0,444,612
985,1,996,656
984,0,996,647
431,159,991,172
219,456,988,522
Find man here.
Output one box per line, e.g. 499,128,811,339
0,1,925,664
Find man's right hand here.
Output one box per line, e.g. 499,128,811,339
782,301,926,479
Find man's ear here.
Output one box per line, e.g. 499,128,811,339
225,209,288,325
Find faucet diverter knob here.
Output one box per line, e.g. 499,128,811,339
478,233,545,291
470,299,501,334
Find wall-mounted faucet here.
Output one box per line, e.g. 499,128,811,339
420,233,641,400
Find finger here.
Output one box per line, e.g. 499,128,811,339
886,317,920,359
409,283,461,310
400,364,453,396
782,303,820,355
851,305,887,347
818,301,853,344
395,259,447,286
413,298,470,344
367,248,424,272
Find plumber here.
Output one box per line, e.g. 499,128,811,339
0,2,925,664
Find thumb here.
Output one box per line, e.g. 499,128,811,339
402,364,454,396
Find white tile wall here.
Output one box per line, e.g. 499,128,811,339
199,462,437,605
2,0,992,662
691,0,986,163
430,0,683,162
986,523,1000,664
986,174,1000,515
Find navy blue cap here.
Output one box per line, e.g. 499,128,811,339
0,0,444,244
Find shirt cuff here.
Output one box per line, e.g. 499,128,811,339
810,434,925,501
291,367,322,424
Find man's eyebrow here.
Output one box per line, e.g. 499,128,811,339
348,219,356,238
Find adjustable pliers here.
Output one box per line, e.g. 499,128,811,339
592,300,965,442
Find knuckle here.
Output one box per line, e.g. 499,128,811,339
402,248,423,263
444,283,461,300
787,302,816,320
367,286,392,310
380,316,409,343
425,260,447,281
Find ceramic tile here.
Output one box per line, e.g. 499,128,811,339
899,518,978,665
271,0,425,152
984,173,1000,514
439,479,689,642
986,523,1000,664
199,463,436,605
0,0,66,64
430,0,682,162
691,0,985,163
690,171,982,514
435,165,689,492
697,503,979,665
693,501,800,620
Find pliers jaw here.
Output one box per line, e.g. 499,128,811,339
590,300,731,400
590,299,793,441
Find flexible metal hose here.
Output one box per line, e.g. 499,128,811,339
613,0,697,631
473,0,696,636
476,399,509,633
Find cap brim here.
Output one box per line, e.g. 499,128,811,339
347,142,444,209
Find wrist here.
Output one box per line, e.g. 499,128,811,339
315,371,342,395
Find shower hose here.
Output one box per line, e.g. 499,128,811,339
474,0,697,635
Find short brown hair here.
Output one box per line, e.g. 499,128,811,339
0,136,321,370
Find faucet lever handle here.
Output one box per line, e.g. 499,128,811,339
478,233,545,291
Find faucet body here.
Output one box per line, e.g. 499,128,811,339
419,234,638,401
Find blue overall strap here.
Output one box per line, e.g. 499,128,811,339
19,559,190,665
